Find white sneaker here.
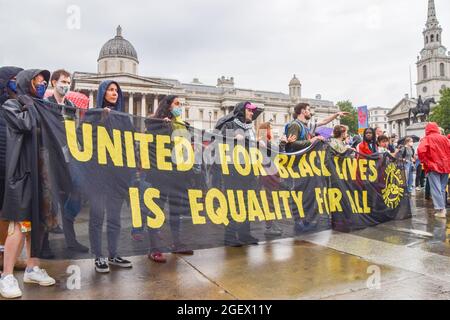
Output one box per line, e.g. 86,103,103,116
435,209,447,219
23,267,56,287
0,274,22,299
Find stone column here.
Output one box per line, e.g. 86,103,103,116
128,93,134,115
141,94,147,118
153,95,159,113
89,90,94,109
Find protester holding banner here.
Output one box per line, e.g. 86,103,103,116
357,128,377,156
0,69,56,299
87,80,133,273
418,123,450,219
284,103,348,153
38,69,73,259
329,125,352,154
284,103,323,152
43,69,89,255
0,66,27,272
376,135,389,153
215,101,261,247
146,95,194,258
257,122,283,236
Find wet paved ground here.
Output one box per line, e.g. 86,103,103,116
2,189,450,300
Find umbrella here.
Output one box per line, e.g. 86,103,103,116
397,135,420,145
66,91,90,109
44,89,90,109
315,127,333,139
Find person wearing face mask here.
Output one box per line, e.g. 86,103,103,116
0,66,25,272
0,67,23,106
0,69,56,299
145,95,194,262
46,69,74,108
42,70,89,257
38,69,74,258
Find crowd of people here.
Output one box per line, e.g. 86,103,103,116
0,66,449,299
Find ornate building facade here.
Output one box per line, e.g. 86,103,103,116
387,0,450,137
72,26,338,137
368,106,391,135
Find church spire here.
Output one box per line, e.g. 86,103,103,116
422,0,442,48
426,0,439,28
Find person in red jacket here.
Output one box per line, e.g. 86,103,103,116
357,128,378,156
418,123,450,218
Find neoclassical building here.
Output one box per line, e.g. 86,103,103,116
387,0,450,137
72,26,338,137
368,106,391,135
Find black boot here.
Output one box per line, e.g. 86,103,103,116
40,232,55,259
63,215,89,253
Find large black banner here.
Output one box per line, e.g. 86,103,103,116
22,100,411,259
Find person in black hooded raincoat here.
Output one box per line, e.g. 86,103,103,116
0,67,24,201
78,80,134,273
0,69,56,299
0,67,24,208
214,101,262,247
0,66,24,271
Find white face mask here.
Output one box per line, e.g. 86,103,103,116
56,82,70,97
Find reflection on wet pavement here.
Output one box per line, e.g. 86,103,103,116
2,189,450,300
352,190,450,256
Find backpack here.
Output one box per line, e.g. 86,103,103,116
284,120,307,141
402,146,415,159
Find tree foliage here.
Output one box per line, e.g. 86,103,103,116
430,88,450,134
336,100,358,134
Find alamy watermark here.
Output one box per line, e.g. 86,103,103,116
66,5,81,30
366,265,381,290
66,265,81,290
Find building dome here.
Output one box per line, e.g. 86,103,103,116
98,26,139,63
289,74,301,100
289,74,301,86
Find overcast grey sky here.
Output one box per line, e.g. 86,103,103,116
1,0,449,108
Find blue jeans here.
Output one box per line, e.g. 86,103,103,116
405,161,414,193
428,172,449,210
